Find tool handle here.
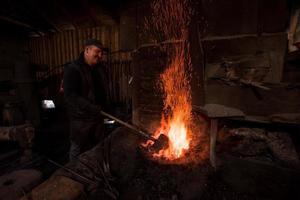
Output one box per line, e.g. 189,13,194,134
100,111,154,140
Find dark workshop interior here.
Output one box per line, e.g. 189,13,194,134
0,0,300,199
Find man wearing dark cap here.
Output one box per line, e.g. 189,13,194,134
63,39,110,161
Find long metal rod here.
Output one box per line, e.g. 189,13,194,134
100,111,155,141
47,158,118,199
47,159,98,186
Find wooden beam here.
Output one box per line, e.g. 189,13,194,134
0,15,33,29
0,15,43,36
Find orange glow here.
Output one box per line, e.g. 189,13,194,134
144,0,193,160
153,44,192,160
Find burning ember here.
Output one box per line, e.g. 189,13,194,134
144,0,193,160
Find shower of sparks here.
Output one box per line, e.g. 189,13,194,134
144,0,193,160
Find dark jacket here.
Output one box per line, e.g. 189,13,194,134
63,53,110,121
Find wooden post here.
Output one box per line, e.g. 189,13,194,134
210,118,218,168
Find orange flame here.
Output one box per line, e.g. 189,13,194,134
153,44,192,160
144,0,193,160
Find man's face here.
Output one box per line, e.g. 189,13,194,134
84,45,103,66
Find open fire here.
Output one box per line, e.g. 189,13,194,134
143,0,193,161
151,45,192,160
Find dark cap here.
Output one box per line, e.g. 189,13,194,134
84,39,104,49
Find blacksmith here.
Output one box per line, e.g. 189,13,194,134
63,39,110,161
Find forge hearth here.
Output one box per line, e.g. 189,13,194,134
23,124,300,200
121,154,211,200
140,119,209,166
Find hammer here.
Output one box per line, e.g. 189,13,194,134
100,111,169,152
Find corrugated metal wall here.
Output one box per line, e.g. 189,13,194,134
27,26,132,106
107,60,132,107
28,26,119,68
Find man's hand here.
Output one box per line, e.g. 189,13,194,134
89,105,102,117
